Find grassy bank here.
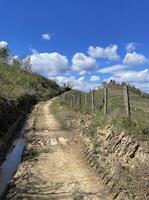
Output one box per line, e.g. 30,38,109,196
0,62,68,164
59,84,149,140
0,62,65,100
53,92,149,140
51,98,149,200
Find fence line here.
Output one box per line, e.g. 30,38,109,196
60,85,149,125
104,87,108,115
91,90,95,112
84,92,87,106
124,85,131,116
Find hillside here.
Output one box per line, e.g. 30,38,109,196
49,86,149,200
60,83,149,139
0,61,68,164
0,62,64,100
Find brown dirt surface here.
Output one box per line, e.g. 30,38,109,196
7,100,112,200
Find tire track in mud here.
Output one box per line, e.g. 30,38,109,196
7,100,112,200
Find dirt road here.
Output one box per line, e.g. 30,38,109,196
7,100,111,200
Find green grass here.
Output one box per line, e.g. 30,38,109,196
0,59,73,166
0,62,64,100
60,85,149,140
0,61,69,157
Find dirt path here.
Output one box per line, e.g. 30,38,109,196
7,100,111,200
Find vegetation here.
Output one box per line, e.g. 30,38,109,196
0,46,10,63
59,82,149,140
0,62,64,100
0,57,69,163
0,44,70,101
0,60,69,135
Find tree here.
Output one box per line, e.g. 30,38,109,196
22,56,32,72
109,79,116,85
101,81,107,88
12,58,21,68
66,81,73,89
0,46,10,63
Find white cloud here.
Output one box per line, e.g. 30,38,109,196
88,44,120,61
133,82,149,93
123,52,148,66
109,69,149,83
98,52,149,75
98,64,127,74
79,71,89,75
72,53,96,72
13,55,19,60
90,75,100,81
41,33,50,40
30,48,39,54
30,52,69,75
49,75,100,91
0,41,8,48
125,42,138,52
106,68,149,92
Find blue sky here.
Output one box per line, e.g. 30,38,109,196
0,0,149,91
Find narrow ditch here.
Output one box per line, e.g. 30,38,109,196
0,124,26,200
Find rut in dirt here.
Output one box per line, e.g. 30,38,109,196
7,100,111,200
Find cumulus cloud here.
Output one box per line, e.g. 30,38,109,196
106,68,149,92
13,55,19,60
98,51,149,75
72,53,96,72
79,71,90,75
30,52,69,75
30,48,39,54
88,44,120,61
49,75,100,91
109,69,149,83
133,82,149,93
123,52,148,66
90,75,100,81
41,33,51,40
0,41,8,48
125,42,138,52
98,64,127,74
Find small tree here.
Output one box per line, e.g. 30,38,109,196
109,79,116,85
22,56,32,72
101,81,107,88
0,46,10,63
66,81,73,89
12,58,21,68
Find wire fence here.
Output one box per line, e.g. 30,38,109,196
59,85,149,129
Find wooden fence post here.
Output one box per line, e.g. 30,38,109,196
104,87,108,115
74,95,77,108
59,94,62,100
72,95,74,109
124,85,131,116
79,95,81,110
65,93,68,102
63,93,65,101
68,93,70,105
61,93,64,101
71,94,74,108
92,90,95,112
84,92,87,106
69,95,72,108
65,93,68,103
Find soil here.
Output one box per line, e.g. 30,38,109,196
7,100,112,200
